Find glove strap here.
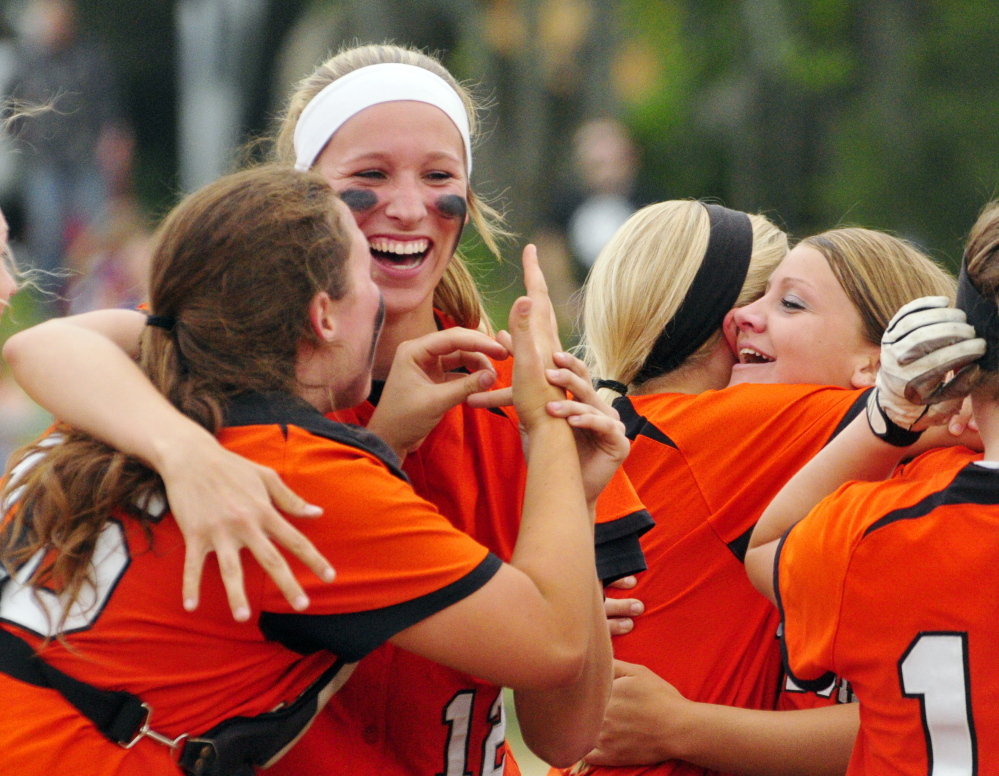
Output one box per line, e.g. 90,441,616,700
865,390,924,447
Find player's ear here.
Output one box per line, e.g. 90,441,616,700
307,291,338,343
722,309,740,356
850,345,880,389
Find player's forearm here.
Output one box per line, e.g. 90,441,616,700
676,702,858,776
3,311,213,474
513,420,607,679
514,576,613,767
751,415,902,551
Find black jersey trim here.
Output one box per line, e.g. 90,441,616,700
259,553,503,662
367,380,387,406
594,509,654,584
863,464,999,538
225,392,406,482
824,388,873,446
727,525,754,563
773,530,837,693
595,531,647,585
594,508,655,545
612,397,677,447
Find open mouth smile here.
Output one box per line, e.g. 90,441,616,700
739,347,775,365
369,237,431,270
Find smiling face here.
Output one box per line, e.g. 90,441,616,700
725,244,879,389
314,100,467,326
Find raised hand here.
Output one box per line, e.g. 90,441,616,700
368,327,509,459
544,350,630,505
869,296,986,441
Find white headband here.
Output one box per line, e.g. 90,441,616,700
293,62,472,175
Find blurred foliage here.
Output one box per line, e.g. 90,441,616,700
613,0,999,267
9,0,999,303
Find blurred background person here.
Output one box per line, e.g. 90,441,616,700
7,0,124,283
566,117,639,274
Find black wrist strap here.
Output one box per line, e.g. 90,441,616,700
865,390,924,447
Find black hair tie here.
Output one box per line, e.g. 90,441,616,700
146,314,177,332
594,378,629,395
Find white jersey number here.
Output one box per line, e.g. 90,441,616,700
440,690,506,776
899,632,977,775
0,520,130,638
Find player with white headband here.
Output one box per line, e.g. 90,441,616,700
5,43,651,775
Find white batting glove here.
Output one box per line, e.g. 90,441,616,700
868,296,986,444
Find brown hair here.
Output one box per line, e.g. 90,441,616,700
0,165,352,631
581,201,788,403
961,202,999,397
801,228,956,345
274,42,509,331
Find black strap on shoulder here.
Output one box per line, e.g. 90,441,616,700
0,624,344,776
0,627,148,745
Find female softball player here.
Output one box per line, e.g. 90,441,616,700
0,165,620,776
560,207,960,776
745,208,998,774
3,44,647,774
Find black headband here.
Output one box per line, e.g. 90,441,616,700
956,261,999,371
633,204,754,384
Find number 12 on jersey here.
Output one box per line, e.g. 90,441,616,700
440,690,506,776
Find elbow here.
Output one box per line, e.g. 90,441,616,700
536,639,590,689
524,730,596,769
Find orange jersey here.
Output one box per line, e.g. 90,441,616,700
0,393,500,776
777,444,983,714
564,383,868,776
272,313,652,776
777,445,999,776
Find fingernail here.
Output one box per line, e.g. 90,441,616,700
234,606,250,622
184,598,197,612
630,602,644,615
304,505,323,517
546,368,559,378
549,401,562,411
293,595,309,611
322,567,336,583
618,620,633,634
950,422,961,433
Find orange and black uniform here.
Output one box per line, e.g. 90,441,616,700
778,445,999,775
0,393,501,776
558,383,868,776
271,312,653,776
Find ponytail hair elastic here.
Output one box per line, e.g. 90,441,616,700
146,314,177,332
594,378,629,396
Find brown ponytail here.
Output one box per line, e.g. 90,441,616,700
0,165,352,631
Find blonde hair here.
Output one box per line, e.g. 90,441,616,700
801,228,956,345
581,201,788,403
274,43,508,330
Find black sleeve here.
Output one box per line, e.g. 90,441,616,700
595,509,655,585
259,553,502,662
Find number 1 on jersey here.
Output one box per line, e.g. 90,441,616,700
899,631,977,775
